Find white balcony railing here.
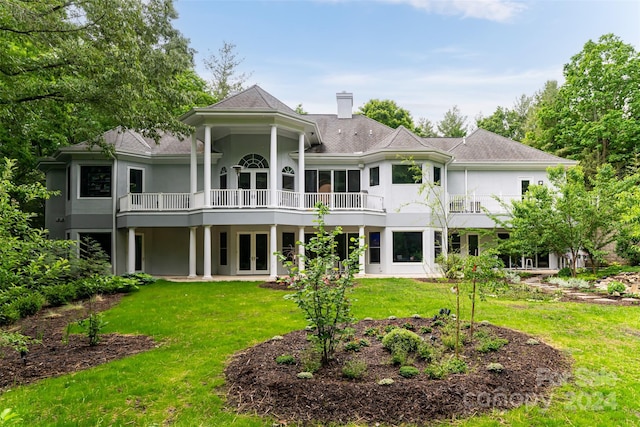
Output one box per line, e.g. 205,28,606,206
447,194,520,214
120,190,385,213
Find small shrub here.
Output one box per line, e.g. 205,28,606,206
77,312,107,346
12,292,45,317
402,322,415,330
419,326,432,334
342,359,367,379
557,267,572,277
382,328,423,355
275,354,296,365
475,330,509,353
432,319,445,327
417,342,439,362
378,378,394,386
297,372,313,379
343,340,362,352
399,366,420,378
341,327,356,342
121,272,157,286
425,356,467,379
0,305,19,326
363,327,378,337
42,283,77,307
607,281,626,295
384,325,398,333
300,347,322,373
486,362,504,373
359,338,370,348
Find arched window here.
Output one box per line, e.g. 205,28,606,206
220,166,228,189
282,166,295,190
239,154,269,169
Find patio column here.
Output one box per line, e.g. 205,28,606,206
298,132,305,209
204,125,211,207
270,125,278,207
190,133,197,195
298,226,305,273
270,224,278,280
203,225,212,279
188,227,197,277
358,225,365,276
127,227,136,274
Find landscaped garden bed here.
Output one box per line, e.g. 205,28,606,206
225,316,570,425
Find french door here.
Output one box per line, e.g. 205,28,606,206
238,170,268,207
237,232,269,274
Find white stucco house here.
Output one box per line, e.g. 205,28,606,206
39,86,576,279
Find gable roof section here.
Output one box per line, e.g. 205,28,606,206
305,114,394,153
429,129,575,164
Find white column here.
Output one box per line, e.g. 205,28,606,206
270,224,278,280
270,125,278,207
298,226,305,273
203,225,212,279
189,227,197,277
127,227,136,274
358,225,366,276
204,125,211,207
190,133,197,195
298,132,305,209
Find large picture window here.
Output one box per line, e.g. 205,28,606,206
393,232,422,262
305,169,361,192
392,164,421,184
80,165,112,198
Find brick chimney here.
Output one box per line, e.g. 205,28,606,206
336,91,353,119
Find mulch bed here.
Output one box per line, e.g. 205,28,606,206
225,317,571,426
0,294,157,392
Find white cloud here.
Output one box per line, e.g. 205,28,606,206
379,0,527,22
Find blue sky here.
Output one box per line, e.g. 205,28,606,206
174,0,640,126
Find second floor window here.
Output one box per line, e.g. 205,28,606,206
433,166,441,186
80,165,112,198
282,166,295,190
305,169,361,193
392,164,422,184
370,166,379,186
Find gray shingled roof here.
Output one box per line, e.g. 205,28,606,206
206,85,300,115
437,129,572,163
63,128,203,156
305,114,394,153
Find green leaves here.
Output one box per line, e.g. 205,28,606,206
358,99,415,130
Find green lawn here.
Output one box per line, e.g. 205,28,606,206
2,278,639,426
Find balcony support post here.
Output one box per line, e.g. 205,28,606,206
270,125,278,208
358,225,365,276
127,227,136,274
298,132,305,209
189,226,197,277
270,224,278,281
203,225,212,279
204,125,211,207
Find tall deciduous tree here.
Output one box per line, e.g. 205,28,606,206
0,0,210,184
493,165,636,276
437,105,468,137
477,94,533,141
528,34,640,176
357,99,415,130
203,41,252,101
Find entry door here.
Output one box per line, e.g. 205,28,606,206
239,170,268,207
238,233,269,273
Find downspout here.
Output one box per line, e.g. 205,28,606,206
112,156,118,274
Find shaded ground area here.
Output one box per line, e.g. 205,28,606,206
0,294,157,391
225,317,571,426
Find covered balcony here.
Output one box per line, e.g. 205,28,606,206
447,194,520,214
119,190,384,212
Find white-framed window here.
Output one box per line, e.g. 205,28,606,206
79,165,112,198
304,169,361,193
282,166,295,190
433,166,442,186
128,167,144,194
369,166,380,186
392,164,422,184
369,231,380,263
393,231,423,263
